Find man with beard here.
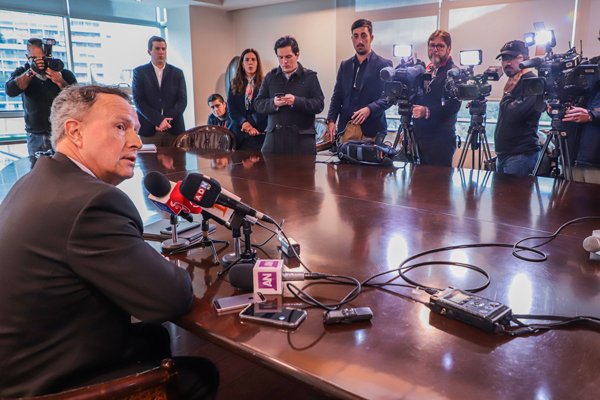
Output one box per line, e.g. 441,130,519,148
493,40,544,176
411,30,462,166
326,19,392,144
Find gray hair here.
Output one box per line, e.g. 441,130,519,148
50,85,131,148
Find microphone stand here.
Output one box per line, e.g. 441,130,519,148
161,214,190,252
221,210,257,270
175,211,229,264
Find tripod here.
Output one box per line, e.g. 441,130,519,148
182,211,229,263
457,98,494,170
392,99,420,164
532,103,573,180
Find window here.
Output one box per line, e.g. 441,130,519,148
69,18,160,87
0,10,68,112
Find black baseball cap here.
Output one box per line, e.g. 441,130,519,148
496,40,529,59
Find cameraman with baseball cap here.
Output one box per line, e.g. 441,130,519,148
493,40,544,176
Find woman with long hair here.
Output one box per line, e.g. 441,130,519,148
227,48,267,150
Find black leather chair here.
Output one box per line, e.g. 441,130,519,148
173,125,236,151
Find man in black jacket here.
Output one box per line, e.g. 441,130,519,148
412,30,461,166
254,36,324,154
0,85,217,399
132,36,187,146
5,38,77,157
494,40,543,176
326,19,392,144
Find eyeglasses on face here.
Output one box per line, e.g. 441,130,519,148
428,43,447,50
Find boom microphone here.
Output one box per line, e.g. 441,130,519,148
519,57,543,69
180,173,275,224
144,171,201,222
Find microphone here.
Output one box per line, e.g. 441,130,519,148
180,173,275,224
519,57,543,69
447,66,462,79
144,171,235,227
143,171,202,222
583,230,600,253
229,259,318,293
379,66,395,82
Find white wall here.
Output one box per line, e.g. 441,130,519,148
189,6,236,126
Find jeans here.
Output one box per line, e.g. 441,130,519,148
496,151,540,177
26,132,53,157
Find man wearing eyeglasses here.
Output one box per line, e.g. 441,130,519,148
493,40,543,176
412,30,461,167
5,38,77,157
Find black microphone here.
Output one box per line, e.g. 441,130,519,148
179,173,275,224
143,171,201,223
228,263,317,291
519,57,543,69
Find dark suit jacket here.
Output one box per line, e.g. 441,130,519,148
0,153,193,397
326,51,392,138
132,62,187,137
227,79,267,150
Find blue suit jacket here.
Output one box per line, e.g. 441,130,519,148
326,51,392,137
132,63,187,137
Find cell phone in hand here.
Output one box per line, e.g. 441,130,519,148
213,292,266,315
239,304,307,329
274,92,285,98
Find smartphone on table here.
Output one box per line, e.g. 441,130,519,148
239,304,307,329
213,292,266,315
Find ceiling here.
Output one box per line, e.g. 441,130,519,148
111,0,297,11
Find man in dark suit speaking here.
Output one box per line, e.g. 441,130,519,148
0,85,217,398
326,19,392,144
132,36,187,146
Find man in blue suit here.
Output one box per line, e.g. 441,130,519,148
326,19,392,144
132,36,187,146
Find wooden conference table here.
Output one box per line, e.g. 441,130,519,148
2,149,600,399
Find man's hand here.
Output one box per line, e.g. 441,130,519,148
241,121,252,133
156,118,173,132
46,68,67,88
350,107,371,125
325,121,336,142
563,106,592,123
412,105,429,119
280,94,295,106
274,95,287,108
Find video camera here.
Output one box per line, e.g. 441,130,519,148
380,57,430,115
519,47,598,109
30,38,64,75
445,50,503,101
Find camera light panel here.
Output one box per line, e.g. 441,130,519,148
460,50,482,67
393,44,413,59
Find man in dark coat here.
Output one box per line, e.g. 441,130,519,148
132,36,187,146
326,19,392,144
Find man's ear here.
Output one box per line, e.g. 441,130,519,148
147,49,151,56
64,118,84,148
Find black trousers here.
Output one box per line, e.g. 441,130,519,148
262,127,316,155
416,133,457,167
70,323,219,400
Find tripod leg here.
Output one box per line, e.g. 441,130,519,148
558,134,573,181
457,131,472,169
532,134,552,177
